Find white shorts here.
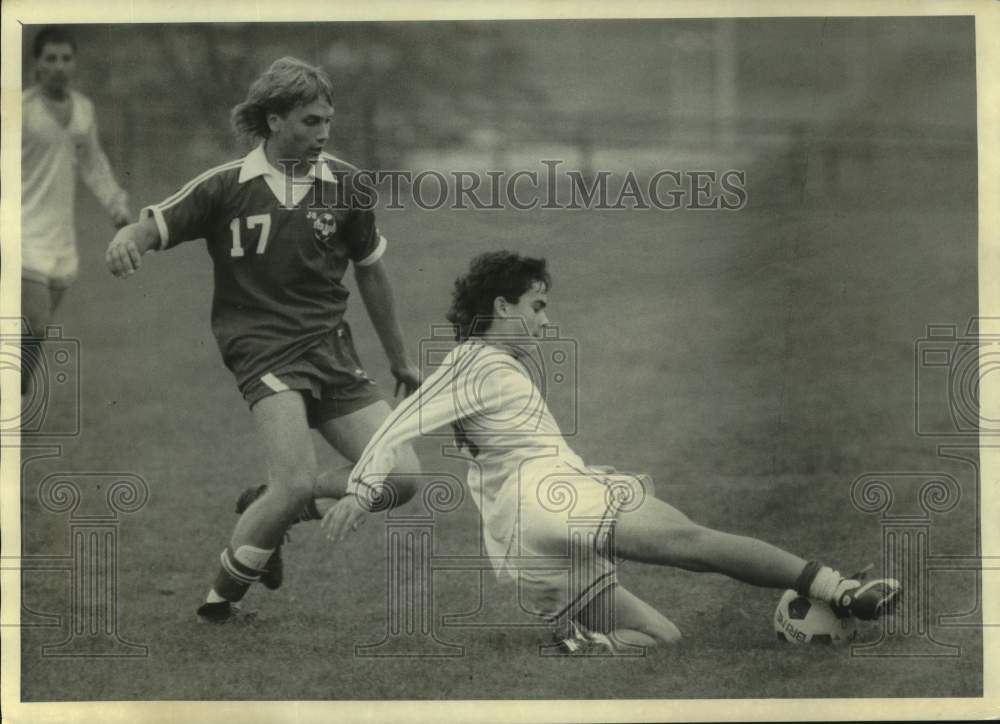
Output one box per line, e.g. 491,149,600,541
509,468,646,628
22,245,79,289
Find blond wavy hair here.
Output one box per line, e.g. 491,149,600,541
230,56,334,142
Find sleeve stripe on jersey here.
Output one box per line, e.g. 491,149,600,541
140,205,170,249
351,353,464,475
355,234,387,267
352,344,486,477
155,159,242,212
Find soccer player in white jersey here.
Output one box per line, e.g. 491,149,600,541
21,26,131,396
324,251,902,649
106,57,421,622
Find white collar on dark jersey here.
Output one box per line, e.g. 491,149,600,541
238,144,339,206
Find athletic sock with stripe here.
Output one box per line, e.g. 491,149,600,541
794,560,842,605
205,544,273,602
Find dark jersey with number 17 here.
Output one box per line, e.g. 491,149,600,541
141,145,386,391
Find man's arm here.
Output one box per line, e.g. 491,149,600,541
79,103,131,228
354,258,420,395
322,345,489,541
106,216,162,278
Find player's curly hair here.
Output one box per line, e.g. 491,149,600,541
230,56,334,142
446,251,551,341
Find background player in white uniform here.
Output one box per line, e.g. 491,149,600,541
324,251,902,649
21,26,131,395
106,58,421,623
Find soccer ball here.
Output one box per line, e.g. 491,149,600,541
773,589,859,645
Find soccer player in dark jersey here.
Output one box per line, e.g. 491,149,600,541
106,57,421,622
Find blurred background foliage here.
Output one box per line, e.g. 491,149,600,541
22,18,976,212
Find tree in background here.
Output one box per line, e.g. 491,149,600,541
152,22,541,167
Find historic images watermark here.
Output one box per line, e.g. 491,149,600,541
274,159,749,212
2,317,149,657
417,322,579,440
914,317,1000,437
0,318,81,437
5,449,150,658
845,317,998,657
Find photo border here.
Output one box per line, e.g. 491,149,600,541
2,1,996,721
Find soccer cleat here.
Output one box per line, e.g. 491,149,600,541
553,622,595,655
830,576,901,620
196,600,257,624
234,484,284,590
552,621,619,655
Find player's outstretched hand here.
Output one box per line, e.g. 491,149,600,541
106,227,144,278
106,216,160,278
322,493,369,543
391,365,422,397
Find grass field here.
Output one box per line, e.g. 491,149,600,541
18,166,982,701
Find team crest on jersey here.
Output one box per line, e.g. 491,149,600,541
307,211,338,243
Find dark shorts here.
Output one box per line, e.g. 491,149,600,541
240,322,386,427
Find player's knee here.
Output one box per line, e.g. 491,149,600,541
286,478,316,507
653,619,683,645
266,461,317,489
266,471,317,517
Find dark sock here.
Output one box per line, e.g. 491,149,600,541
794,560,823,597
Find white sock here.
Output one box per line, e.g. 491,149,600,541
233,544,274,571
205,589,226,604
808,566,843,603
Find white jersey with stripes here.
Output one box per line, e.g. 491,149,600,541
347,338,589,567
21,87,127,260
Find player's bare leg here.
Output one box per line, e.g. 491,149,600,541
21,278,70,398
49,286,68,313
227,400,423,597
312,400,421,514
616,496,807,585
225,401,419,604
198,390,318,621
573,584,681,650
243,401,420,521
20,278,53,397
614,495,900,620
